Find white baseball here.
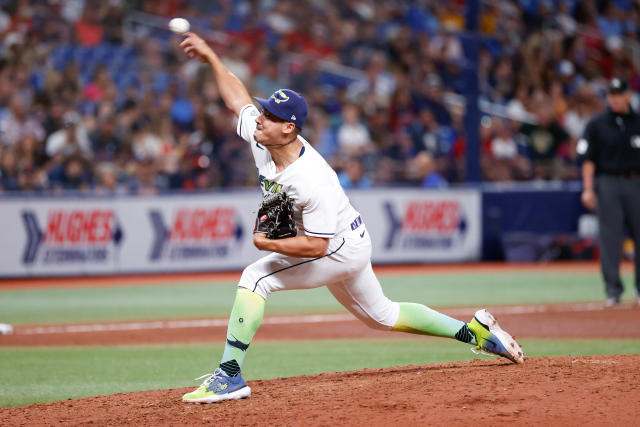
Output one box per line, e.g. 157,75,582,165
168,17,190,34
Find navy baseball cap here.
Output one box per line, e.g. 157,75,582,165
608,77,628,94
254,89,308,129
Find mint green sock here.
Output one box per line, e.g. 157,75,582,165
219,288,265,375
391,302,477,345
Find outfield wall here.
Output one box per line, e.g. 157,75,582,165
0,189,481,277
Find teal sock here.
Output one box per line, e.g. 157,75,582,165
219,288,265,375
391,302,477,345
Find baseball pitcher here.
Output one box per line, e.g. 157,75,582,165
179,32,524,404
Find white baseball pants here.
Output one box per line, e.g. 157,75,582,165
239,224,400,330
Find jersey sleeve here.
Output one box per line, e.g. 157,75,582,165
237,104,260,143
576,120,597,163
301,184,338,238
237,103,271,165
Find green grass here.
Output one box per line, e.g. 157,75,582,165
1,338,639,408
1,270,638,408
0,272,636,325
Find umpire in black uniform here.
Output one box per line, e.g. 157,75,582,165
577,77,640,306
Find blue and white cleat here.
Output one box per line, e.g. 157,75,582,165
182,368,251,403
467,309,524,364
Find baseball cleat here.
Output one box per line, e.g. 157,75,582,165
182,368,251,403
467,309,524,364
605,297,620,308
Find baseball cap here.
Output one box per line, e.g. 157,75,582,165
254,89,308,129
62,111,81,127
608,77,628,94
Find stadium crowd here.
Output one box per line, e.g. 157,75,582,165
0,0,638,194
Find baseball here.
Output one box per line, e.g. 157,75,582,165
168,17,190,34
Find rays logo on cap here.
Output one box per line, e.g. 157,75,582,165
270,90,290,104
255,89,309,128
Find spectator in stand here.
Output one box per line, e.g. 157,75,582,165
83,66,113,104
597,2,624,38
0,93,45,147
130,118,163,163
74,5,104,46
128,156,158,195
253,60,285,99
221,42,251,85
90,113,124,163
337,157,373,189
306,109,338,160
406,107,456,168
373,156,397,187
386,130,419,169
45,111,92,159
0,145,19,191
347,51,396,108
564,86,603,143
49,153,93,191
102,2,125,44
411,151,447,189
415,74,451,126
484,118,530,181
336,103,373,157
0,0,638,193
15,133,47,192
94,162,126,196
288,56,320,95
519,95,570,180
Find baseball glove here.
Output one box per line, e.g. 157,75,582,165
253,192,297,239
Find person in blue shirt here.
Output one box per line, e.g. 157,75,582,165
413,151,447,189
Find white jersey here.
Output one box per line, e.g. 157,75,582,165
237,104,360,241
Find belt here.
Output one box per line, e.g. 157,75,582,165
602,170,640,178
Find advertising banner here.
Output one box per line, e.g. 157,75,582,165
0,192,264,277
349,189,481,263
0,189,480,277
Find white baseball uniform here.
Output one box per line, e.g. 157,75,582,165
236,104,399,329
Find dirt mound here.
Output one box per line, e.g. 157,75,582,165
3,355,639,426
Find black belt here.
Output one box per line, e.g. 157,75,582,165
601,170,640,178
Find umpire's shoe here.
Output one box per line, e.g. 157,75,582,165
468,309,524,364
182,368,251,403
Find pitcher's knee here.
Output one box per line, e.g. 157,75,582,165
360,316,393,331
358,300,400,331
239,265,271,300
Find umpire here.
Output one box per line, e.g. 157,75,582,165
577,77,640,306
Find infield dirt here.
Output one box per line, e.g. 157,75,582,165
2,355,639,426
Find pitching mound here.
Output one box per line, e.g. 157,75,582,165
3,355,639,425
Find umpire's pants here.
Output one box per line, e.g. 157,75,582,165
595,175,640,299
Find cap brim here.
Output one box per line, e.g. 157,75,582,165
254,97,291,122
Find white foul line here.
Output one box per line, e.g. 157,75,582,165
17,314,355,335
442,302,607,317
15,302,608,336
